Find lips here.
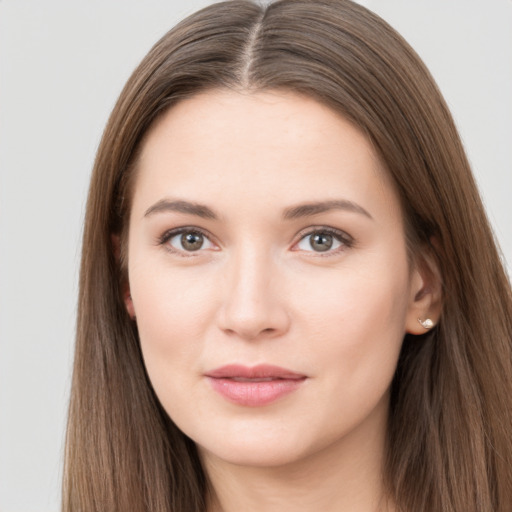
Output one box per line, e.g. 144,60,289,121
205,364,307,407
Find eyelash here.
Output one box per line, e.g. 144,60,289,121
293,226,354,256
158,227,215,257
158,226,354,257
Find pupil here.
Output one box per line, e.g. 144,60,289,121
311,233,333,252
181,232,203,251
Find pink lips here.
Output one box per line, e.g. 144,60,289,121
205,364,306,407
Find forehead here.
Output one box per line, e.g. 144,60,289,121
132,89,400,222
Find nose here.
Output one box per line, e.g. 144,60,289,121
216,246,290,341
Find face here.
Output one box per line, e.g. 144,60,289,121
126,90,427,469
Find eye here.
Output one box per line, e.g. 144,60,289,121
161,229,215,254
295,228,352,254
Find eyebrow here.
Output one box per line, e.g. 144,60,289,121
143,198,372,221
144,199,218,219
283,200,373,220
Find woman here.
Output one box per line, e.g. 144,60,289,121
63,1,512,511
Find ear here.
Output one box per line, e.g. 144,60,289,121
111,234,136,320
123,286,136,320
405,249,443,335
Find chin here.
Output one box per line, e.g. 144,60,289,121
198,436,310,469
191,413,345,470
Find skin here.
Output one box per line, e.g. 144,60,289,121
125,90,439,512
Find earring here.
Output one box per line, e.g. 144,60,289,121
418,318,434,329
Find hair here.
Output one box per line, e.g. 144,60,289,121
63,1,512,511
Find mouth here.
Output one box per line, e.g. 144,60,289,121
205,364,307,407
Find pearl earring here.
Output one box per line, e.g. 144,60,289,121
418,318,434,329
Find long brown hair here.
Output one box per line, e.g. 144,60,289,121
63,1,512,510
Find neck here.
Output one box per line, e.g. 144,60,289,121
201,397,394,512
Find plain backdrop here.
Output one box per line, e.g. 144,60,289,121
0,1,510,510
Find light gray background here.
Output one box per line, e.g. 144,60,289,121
0,1,510,510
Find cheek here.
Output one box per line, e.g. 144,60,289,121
128,265,217,428
295,261,411,382
283,266,410,447
128,259,217,376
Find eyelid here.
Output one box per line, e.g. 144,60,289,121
157,224,353,256
158,226,219,255
291,226,354,254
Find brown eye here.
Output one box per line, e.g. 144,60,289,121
181,232,204,251
296,229,348,254
165,230,215,253
309,233,333,252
